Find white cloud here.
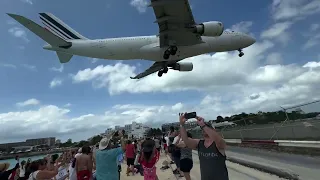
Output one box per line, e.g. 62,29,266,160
21,0,33,4
260,22,292,45
310,24,320,31
302,33,320,50
21,64,36,71
71,40,274,94
172,103,184,111
271,0,320,21
227,21,253,34
130,0,148,13
50,65,64,73
70,40,320,114
64,103,72,107
16,99,40,107
50,78,63,88
8,27,29,42
92,58,98,63
0,63,17,69
265,52,283,65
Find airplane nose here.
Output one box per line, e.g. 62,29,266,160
247,35,256,45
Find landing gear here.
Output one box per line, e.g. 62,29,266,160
157,64,169,77
163,46,178,59
238,49,244,57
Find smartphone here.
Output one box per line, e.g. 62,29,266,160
184,112,197,119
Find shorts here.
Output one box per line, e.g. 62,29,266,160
164,144,167,150
127,158,135,166
180,158,193,172
173,155,181,168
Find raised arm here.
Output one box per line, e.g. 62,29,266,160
179,113,199,150
196,116,226,151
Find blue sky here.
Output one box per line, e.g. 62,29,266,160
0,0,320,142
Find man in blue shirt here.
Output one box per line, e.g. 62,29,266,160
94,131,126,180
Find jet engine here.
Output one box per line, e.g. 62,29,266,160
193,21,224,37
171,62,193,72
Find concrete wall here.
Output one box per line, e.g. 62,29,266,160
191,119,320,140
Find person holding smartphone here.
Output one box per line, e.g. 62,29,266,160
179,113,229,180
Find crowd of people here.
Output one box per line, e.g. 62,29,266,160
0,113,229,180
0,151,71,180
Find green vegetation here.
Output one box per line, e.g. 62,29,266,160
59,135,103,148
146,128,163,137
212,110,319,126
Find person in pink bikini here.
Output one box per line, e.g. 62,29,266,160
138,139,160,180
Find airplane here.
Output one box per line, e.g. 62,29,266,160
211,121,237,128
7,0,255,79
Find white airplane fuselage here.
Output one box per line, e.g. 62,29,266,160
44,31,255,62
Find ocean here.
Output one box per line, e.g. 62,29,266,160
0,153,61,169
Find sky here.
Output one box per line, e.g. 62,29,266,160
0,0,320,143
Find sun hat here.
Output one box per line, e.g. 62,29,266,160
99,137,111,150
0,162,10,172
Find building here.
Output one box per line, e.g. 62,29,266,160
115,126,124,131
161,122,180,132
26,137,56,147
124,124,132,132
0,137,56,152
105,128,113,135
125,121,150,139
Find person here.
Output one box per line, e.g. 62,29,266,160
125,140,136,176
179,113,229,180
94,130,126,180
8,163,19,180
76,146,93,180
27,159,61,180
167,127,177,164
176,132,193,180
117,153,123,180
153,137,161,153
172,133,183,177
0,162,19,180
18,160,26,180
138,139,160,180
69,152,77,180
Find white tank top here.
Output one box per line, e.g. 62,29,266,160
28,170,39,180
19,167,25,177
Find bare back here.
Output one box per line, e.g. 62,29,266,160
76,154,92,172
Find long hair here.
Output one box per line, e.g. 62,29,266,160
71,158,76,168
25,161,39,178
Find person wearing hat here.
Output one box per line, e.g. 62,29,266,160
94,130,126,180
179,113,229,180
0,162,19,180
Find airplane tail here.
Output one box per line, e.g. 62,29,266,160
39,13,88,41
7,13,88,63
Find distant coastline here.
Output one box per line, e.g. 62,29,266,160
0,149,66,160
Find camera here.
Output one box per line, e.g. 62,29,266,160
184,112,197,119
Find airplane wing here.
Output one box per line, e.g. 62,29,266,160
130,61,180,79
149,0,202,47
130,62,164,79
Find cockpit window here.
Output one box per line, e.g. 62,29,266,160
218,22,222,26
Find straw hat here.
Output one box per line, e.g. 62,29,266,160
0,162,10,172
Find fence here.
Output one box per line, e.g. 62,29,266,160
191,100,320,140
